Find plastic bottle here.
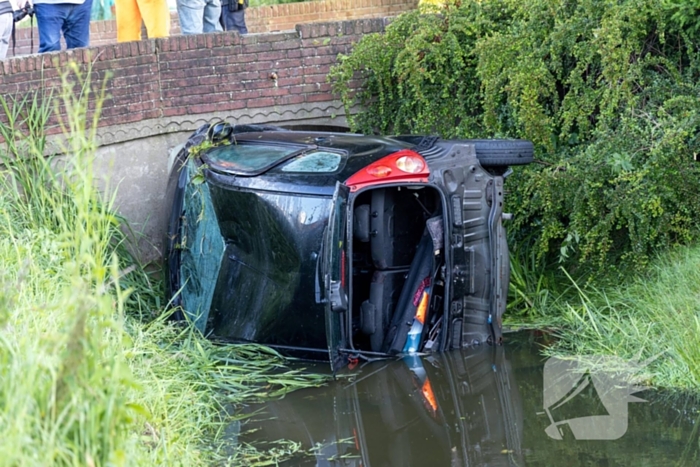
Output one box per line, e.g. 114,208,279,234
403,287,430,354
404,319,423,353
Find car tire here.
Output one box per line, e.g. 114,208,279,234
467,139,534,167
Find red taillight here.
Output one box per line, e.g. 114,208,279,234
395,155,425,173
366,165,392,177
345,150,429,192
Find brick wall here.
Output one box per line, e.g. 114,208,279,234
247,0,418,33
6,0,416,58
0,19,387,139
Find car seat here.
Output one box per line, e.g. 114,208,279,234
369,189,420,270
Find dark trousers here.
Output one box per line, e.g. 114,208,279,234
220,1,247,34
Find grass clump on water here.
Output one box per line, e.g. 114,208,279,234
0,63,328,466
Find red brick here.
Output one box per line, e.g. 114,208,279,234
259,87,289,97
303,55,337,67
276,76,304,87
210,45,242,56
162,107,188,117
248,96,275,108
219,100,248,112
188,103,220,114
306,92,335,103
241,42,272,54
258,51,287,62
271,39,301,51
276,94,306,106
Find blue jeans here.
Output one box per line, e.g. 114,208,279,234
177,0,222,35
35,0,93,53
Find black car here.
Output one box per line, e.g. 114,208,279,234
164,123,533,370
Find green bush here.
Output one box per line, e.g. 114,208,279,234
330,0,700,272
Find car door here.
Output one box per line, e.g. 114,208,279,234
422,143,507,349
323,182,351,372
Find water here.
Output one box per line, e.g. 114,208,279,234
238,333,700,466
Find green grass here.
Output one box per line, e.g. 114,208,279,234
514,245,700,391
506,225,700,391
0,62,328,466
506,240,562,328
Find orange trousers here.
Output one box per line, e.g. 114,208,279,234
116,0,170,42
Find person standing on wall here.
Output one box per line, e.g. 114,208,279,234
115,0,170,42
0,0,16,59
219,0,246,34
177,0,221,35
33,0,92,52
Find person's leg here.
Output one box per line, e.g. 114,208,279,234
202,0,221,33
138,0,170,38
115,0,143,42
177,0,205,35
0,13,13,59
34,3,67,52
62,0,93,49
220,1,246,34
219,1,233,31
230,7,246,34
218,0,225,30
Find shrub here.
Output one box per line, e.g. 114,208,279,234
329,0,700,272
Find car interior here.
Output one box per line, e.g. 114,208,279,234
349,185,446,355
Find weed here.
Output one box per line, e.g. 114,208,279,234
543,245,700,390
0,62,328,466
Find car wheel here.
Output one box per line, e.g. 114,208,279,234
467,139,534,167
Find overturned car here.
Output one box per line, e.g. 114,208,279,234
164,124,533,370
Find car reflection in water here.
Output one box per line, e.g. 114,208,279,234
241,345,523,466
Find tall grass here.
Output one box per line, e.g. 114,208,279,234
543,247,700,391
506,241,560,327
0,63,328,466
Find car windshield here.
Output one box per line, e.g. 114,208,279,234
203,141,307,174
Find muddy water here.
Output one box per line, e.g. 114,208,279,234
240,333,700,466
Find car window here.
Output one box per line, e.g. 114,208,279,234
203,142,303,174
280,151,343,173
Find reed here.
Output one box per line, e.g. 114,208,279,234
543,247,700,390
0,63,327,466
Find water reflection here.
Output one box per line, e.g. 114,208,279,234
240,334,700,466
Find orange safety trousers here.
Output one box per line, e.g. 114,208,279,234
116,0,170,42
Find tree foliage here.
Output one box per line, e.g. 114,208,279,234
329,0,700,271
